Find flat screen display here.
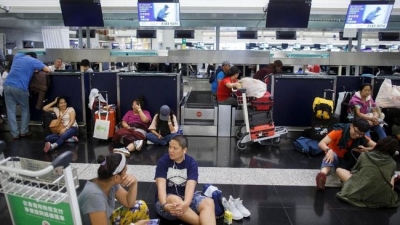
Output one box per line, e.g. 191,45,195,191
138,3,180,26
237,31,258,39
378,32,400,41
60,0,104,27
174,30,195,39
276,31,297,40
266,1,311,28
136,30,157,38
344,3,393,29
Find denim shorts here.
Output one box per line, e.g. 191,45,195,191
155,192,206,220
320,151,340,170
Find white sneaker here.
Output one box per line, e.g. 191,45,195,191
229,195,251,217
113,147,130,157
147,140,154,145
134,140,144,151
222,197,243,220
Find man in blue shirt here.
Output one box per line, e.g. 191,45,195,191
211,60,231,97
156,5,170,21
364,7,381,24
4,52,50,139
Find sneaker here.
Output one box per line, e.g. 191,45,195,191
147,140,154,145
222,197,243,220
113,147,130,157
134,140,143,151
316,172,327,190
65,136,79,143
229,195,251,217
44,142,52,153
20,132,32,137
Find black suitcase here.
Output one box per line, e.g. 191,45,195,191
42,111,57,139
248,109,271,127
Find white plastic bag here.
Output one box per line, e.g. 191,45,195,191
93,111,110,140
239,77,266,98
375,78,400,108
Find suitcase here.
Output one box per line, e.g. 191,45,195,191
250,123,275,139
248,109,271,127
94,110,116,139
250,91,274,111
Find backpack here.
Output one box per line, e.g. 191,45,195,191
209,67,223,83
203,184,224,219
293,136,323,156
313,97,334,120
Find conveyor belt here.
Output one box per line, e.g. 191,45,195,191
185,91,215,109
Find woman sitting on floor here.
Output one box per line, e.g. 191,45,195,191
146,105,178,146
42,97,79,153
154,135,216,225
78,153,150,225
336,136,400,208
113,96,151,157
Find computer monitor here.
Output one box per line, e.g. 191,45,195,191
136,30,157,38
276,31,297,40
174,30,195,39
237,31,258,39
138,0,180,26
266,1,311,28
282,43,289,49
378,32,400,41
293,43,301,49
344,1,394,29
60,0,104,27
313,44,321,49
378,45,387,49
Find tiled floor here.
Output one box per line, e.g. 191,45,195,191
0,131,400,225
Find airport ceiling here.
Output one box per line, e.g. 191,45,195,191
0,0,400,31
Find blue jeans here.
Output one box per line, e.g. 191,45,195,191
155,192,206,220
45,127,78,147
146,132,178,145
366,125,387,140
4,86,30,138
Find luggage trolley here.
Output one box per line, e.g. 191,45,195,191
0,150,82,225
235,88,288,150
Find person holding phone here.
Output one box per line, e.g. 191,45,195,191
315,118,376,190
78,153,150,225
154,135,216,225
336,137,400,208
113,96,152,157
146,105,178,146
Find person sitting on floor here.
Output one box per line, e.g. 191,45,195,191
336,137,400,208
315,117,376,190
42,97,79,153
78,153,150,225
154,135,216,225
217,66,242,106
146,105,178,146
113,96,151,157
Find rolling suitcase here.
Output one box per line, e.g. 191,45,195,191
248,109,271,127
250,123,275,139
93,91,116,139
250,91,274,111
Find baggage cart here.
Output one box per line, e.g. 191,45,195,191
235,88,288,150
0,149,82,225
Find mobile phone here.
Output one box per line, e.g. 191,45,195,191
148,219,160,225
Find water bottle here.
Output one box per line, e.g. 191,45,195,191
178,125,183,135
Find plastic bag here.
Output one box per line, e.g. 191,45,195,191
239,77,266,98
375,79,400,108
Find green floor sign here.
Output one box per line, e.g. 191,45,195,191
7,195,73,225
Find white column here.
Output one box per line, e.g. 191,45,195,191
41,26,70,48
161,30,175,50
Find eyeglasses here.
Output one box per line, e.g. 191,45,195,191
353,127,365,137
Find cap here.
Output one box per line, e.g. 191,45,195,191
222,60,231,66
159,105,170,121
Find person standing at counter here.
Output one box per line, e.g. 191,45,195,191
80,59,93,72
49,58,65,72
4,52,50,139
211,60,230,97
253,60,282,82
217,66,241,106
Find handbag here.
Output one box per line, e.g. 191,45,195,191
93,110,110,140
49,108,69,134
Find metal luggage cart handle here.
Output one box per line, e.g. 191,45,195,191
0,151,73,178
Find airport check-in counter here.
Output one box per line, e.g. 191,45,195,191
117,73,182,122
271,75,336,128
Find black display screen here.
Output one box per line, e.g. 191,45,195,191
276,31,297,40
60,0,104,27
378,32,400,41
237,31,258,39
266,1,311,28
137,30,157,38
174,30,195,39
